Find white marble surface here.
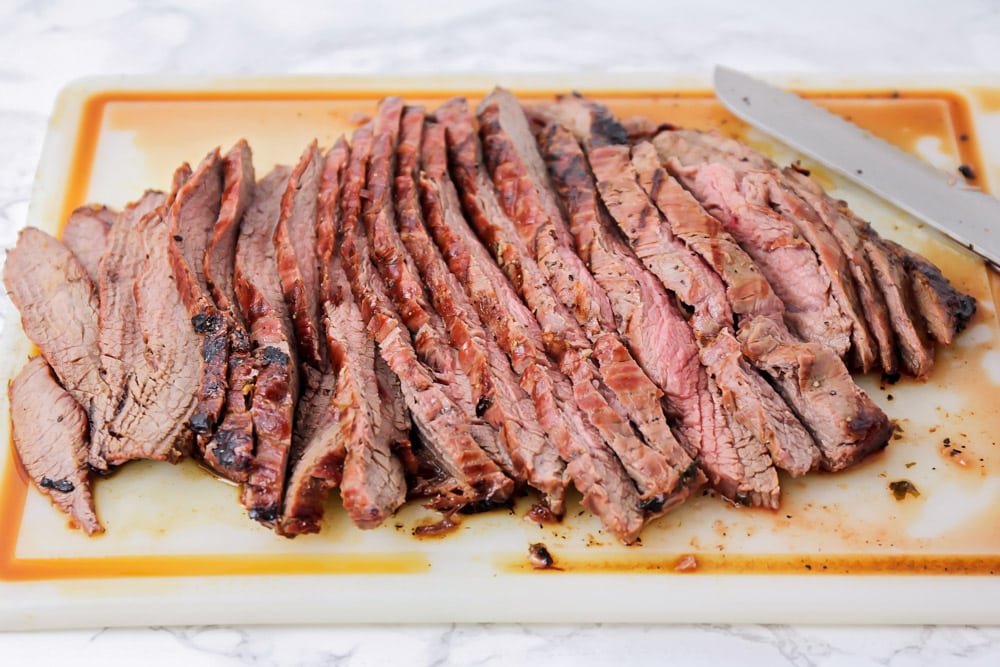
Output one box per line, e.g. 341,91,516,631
2,0,1000,663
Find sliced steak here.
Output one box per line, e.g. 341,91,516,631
588,143,782,504
436,98,646,540
864,233,937,377
477,89,688,512
415,117,568,513
62,204,116,283
341,121,513,511
166,148,227,450
329,262,407,529
92,190,167,468
537,122,704,492
275,141,326,369
655,130,877,371
660,148,853,357
887,239,977,345
202,140,257,481
630,141,892,470
9,357,102,535
318,136,351,300
234,165,299,526
366,111,507,476
4,228,104,448
114,186,204,465
779,167,899,374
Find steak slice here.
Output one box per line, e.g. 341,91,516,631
166,148,227,449
114,187,204,465
660,148,853,358
415,117,567,513
275,141,327,369
62,204,116,283
370,102,512,474
234,165,299,526
9,356,102,535
92,190,168,468
436,98,645,541
4,229,103,448
329,263,407,529
886,239,977,346
477,89,686,512
202,140,257,481
655,130,877,371
779,167,899,374
342,121,512,511
537,122,704,492
588,143,783,505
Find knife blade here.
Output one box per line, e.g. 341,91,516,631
713,65,1000,270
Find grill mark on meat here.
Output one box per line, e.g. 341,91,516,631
234,166,299,526
588,143,781,506
886,239,977,345
62,204,116,283
9,357,102,535
341,121,513,511
630,140,892,471
91,190,168,467
414,117,567,513
202,140,257,481
478,89,688,513
778,167,899,375
656,130,877,371
275,141,327,369
436,98,645,541
537,122,705,496
166,148,227,453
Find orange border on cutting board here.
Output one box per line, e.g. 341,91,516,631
2,86,997,582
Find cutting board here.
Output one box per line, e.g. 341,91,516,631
2,75,1000,630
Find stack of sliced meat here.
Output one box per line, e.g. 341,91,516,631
4,89,976,543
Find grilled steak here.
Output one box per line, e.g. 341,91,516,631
275,142,327,369
887,239,977,345
234,165,299,525
115,180,204,465
202,140,257,481
631,141,890,470
9,357,102,535
4,229,104,446
537,122,704,492
478,89,690,513
779,166,899,374
437,98,647,540
167,148,227,450
587,142,783,505
62,204,116,283
413,114,567,512
366,102,508,475
341,121,513,511
91,190,168,468
660,147,853,358
655,130,877,372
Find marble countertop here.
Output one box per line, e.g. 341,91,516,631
2,0,1000,663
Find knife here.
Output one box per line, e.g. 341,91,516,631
713,65,1000,270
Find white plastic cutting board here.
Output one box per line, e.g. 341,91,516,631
2,74,1000,630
